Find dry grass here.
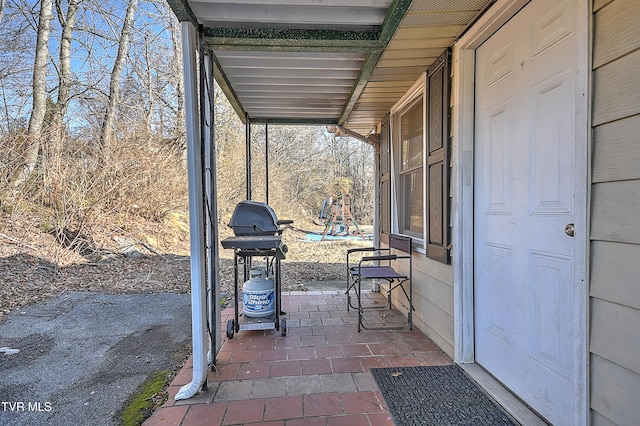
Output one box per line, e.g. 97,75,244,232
0,130,374,322
0,209,372,323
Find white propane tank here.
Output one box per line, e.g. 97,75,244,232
242,267,275,318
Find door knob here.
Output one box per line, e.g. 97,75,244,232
564,223,575,237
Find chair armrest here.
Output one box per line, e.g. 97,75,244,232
361,254,397,262
347,247,377,254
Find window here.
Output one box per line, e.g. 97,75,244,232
388,49,450,263
398,98,423,237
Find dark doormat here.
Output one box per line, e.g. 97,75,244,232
371,365,515,425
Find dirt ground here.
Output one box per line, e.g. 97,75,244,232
0,211,374,424
0,211,373,323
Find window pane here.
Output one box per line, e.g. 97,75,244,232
401,100,423,171
402,169,423,235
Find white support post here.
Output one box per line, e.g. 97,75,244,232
175,21,207,401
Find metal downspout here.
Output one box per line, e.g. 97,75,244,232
175,21,207,400
204,49,221,364
265,123,269,205
245,113,252,200
197,26,212,371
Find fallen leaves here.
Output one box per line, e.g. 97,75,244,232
0,212,372,324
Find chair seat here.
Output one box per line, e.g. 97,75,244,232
346,233,413,331
349,266,406,280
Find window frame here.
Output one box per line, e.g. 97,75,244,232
390,75,426,247
396,96,425,239
387,49,451,263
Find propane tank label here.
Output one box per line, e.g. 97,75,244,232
243,290,275,314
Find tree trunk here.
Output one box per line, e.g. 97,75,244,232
99,0,139,157
0,0,6,26
170,13,185,142
49,0,81,173
143,32,153,137
8,0,53,188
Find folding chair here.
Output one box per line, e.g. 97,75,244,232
346,234,414,331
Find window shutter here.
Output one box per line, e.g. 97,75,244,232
380,115,391,244
425,50,451,263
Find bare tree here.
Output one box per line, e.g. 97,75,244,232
0,1,33,137
142,32,153,135
99,0,138,155
0,0,6,25
137,1,185,149
0,0,373,232
8,0,53,188
128,1,185,150
169,10,184,143
48,0,81,171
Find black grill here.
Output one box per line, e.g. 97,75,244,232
222,201,292,337
228,200,291,236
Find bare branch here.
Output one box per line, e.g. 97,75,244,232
0,231,38,251
99,0,138,154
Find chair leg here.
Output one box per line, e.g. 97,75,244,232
346,282,351,312
346,277,360,311
384,279,414,330
357,279,362,332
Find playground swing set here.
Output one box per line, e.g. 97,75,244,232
318,188,366,241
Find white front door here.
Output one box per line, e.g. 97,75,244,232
473,0,584,424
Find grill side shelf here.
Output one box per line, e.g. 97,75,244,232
221,235,282,250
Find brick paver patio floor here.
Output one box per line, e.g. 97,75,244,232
144,290,452,425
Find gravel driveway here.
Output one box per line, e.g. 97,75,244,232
0,291,191,426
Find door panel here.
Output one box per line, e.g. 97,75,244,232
530,70,574,215
473,0,580,424
485,101,512,214
482,243,513,344
529,250,574,379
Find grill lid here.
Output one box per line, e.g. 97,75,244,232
229,200,280,236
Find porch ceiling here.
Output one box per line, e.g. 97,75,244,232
167,0,493,135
